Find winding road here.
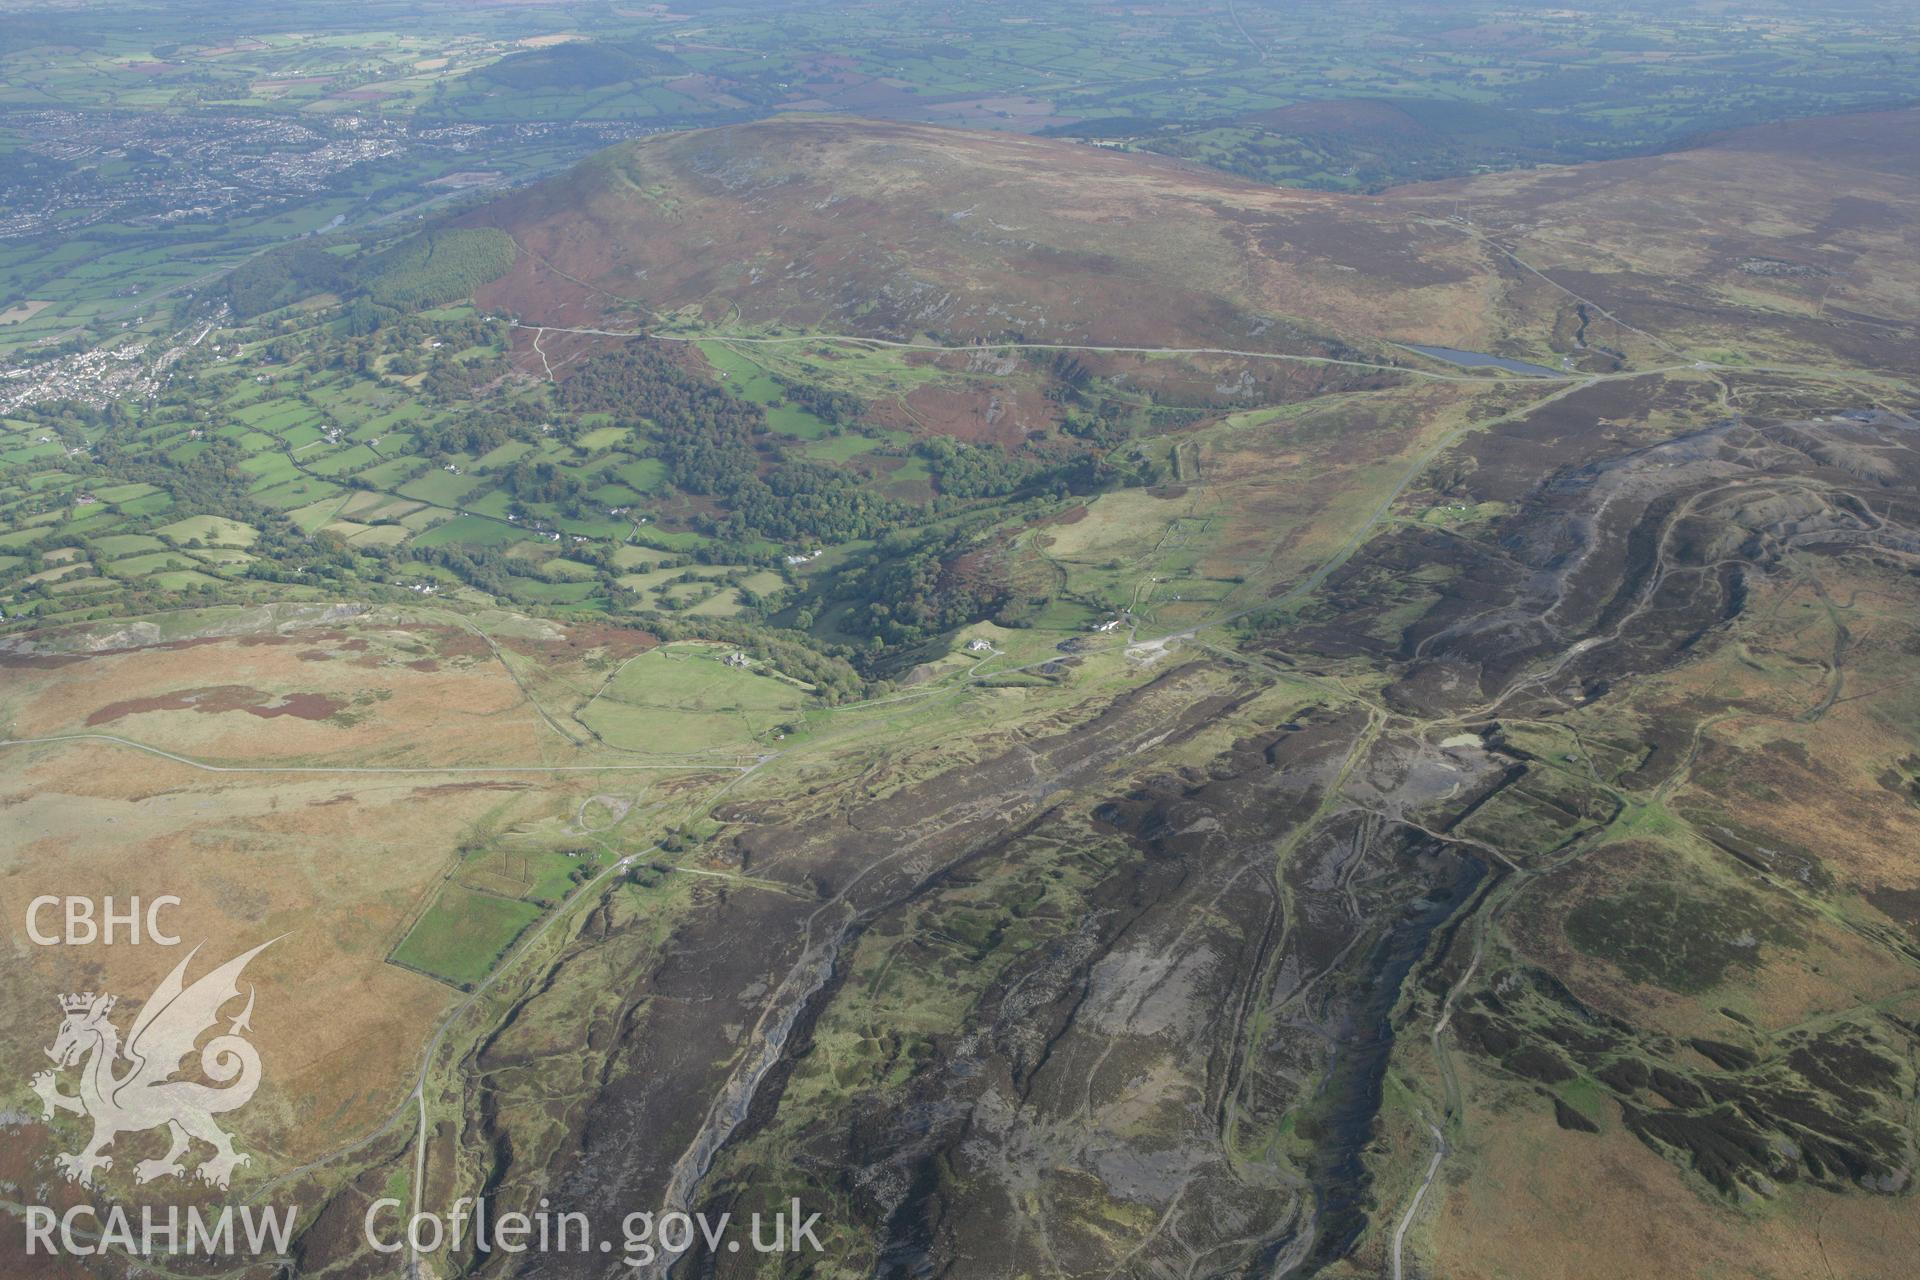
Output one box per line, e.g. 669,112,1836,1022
510,322,1575,385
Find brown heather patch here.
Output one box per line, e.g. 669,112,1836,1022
497,620,658,663
1427,1057,1920,1280
888,382,1062,449
467,115,1493,353
1509,834,1900,1044
85,685,341,726
1660,566,1920,897
471,104,1920,377
0,745,532,1168
419,624,493,662
0,634,225,669
11,633,538,765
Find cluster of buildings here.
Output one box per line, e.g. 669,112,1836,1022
0,342,157,414
0,111,386,239
0,111,658,243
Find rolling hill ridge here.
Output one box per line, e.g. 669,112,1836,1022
470,110,1920,382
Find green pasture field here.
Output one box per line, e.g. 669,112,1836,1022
118,493,175,517
698,343,836,439
399,470,485,505
390,884,544,988
575,425,630,451
804,435,883,463
106,551,203,576
613,457,668,493
91,534,166,557
412,514,525,549
155,514,261,545
506,578,598,603
91,482,158,504
461,846,594,910
578,644,811,754
149,569,224,590
286,494,353,531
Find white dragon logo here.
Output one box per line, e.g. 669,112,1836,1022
30,939,277,1191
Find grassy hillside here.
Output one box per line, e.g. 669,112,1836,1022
360,228,518,311
7,106,1920,1280
469,111,1920,384
467,116,1495,354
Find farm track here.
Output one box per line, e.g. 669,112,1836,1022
1391,1118,1446,1280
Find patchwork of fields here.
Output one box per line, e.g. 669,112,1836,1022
3,6,1920,1267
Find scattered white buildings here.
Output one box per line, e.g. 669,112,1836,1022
0,341,160,413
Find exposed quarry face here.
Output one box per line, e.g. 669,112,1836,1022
329,111,1920,1275
314,406,1916,1280
11,98,1920,1280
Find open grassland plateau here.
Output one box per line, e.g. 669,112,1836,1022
0,609,726,1206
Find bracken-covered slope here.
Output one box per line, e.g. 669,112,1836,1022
8,107,1920,1280
467,115,1494,354
472,110,1920,379
418,109,1920,1280
1399,106,1920,378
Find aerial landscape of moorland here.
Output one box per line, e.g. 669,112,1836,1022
2,2,1919,1278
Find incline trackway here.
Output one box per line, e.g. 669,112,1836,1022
258,756,779,1216
252,838,659,1205
1391,1117,1447,1280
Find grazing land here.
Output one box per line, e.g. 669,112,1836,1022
2,6,1919,1280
